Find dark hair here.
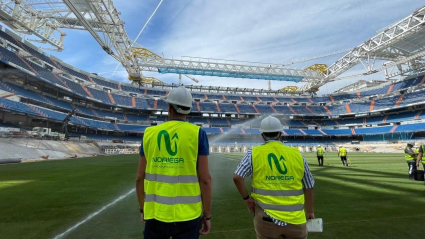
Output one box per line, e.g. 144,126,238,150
263,132,281,139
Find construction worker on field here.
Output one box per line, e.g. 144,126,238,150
404,141,417,180
317,145,324,166
338,145,348,166
136,87,212,238
233,116,315,239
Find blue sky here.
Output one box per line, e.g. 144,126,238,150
19,0,425,94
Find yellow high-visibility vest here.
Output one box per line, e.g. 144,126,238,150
317,148,323,156
252,141,306,225
143,121,202,222
405,147,416,161
339,148,347,157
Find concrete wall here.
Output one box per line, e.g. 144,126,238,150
0,138,101,161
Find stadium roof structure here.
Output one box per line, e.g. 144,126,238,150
1,1,425,92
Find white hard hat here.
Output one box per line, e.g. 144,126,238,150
260,116,283,133
318,145,321,147
407,141,415,146
339,145,342,147
165,87,192,114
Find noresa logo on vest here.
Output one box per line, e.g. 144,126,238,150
266,153,295,182
153,130,184,164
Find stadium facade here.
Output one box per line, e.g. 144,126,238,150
1,29,425,144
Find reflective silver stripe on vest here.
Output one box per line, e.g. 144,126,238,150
145,173,198,183
256,201,304,212
252,187,303,197
145,194,201,205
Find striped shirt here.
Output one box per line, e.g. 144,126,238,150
234,142,315,226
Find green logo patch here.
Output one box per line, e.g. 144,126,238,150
267,153,288,175
157,130,179,156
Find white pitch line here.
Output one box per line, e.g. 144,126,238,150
52,188,135,239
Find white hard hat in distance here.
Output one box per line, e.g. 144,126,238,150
407,141,415,145
260,116,283,133
165,87,192,114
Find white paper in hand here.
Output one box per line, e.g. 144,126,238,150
306,218,323,232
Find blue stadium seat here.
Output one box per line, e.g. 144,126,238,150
32,105,66,121
199,102,218,112
87,88,112,103
92,77,119,90
322,129,352,135
224,95,242,101
356,126,392,134
203,128,222,134
237,104,257,114
116,124,147,133
255,105,274,114
207,94,223,100
112,94,132,107
218,103,237,113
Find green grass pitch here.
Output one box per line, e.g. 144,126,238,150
0,153,424,239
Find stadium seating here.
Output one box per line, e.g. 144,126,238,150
112,93,132,107
273,105,293,115
241,96,259,102
92,77,119,90
356,126,392,134
209,118,229,126
224,95,242,101
322,129,352,135
0,97,38,116
207,94,224,100
116,124,147,132
218,103,238,113
146,89,167,96
255,104,275,114
65,80,91,98
199,102,219,112
237,104,257,114
275,97,293,103
203,128,222,134
32,105,66,121
292,97,311,103
284,129,304,135
95,110,124,120
87,88,112,103
4,29,425,141
394,122,425,132
374,96,399,110
259,96,276,102
192,93,206,99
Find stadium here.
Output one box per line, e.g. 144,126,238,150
0,1,425,239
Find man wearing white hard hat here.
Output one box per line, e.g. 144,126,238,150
317,145,324,166
136,87,212,238
233,116,315,239
404,141,417,180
